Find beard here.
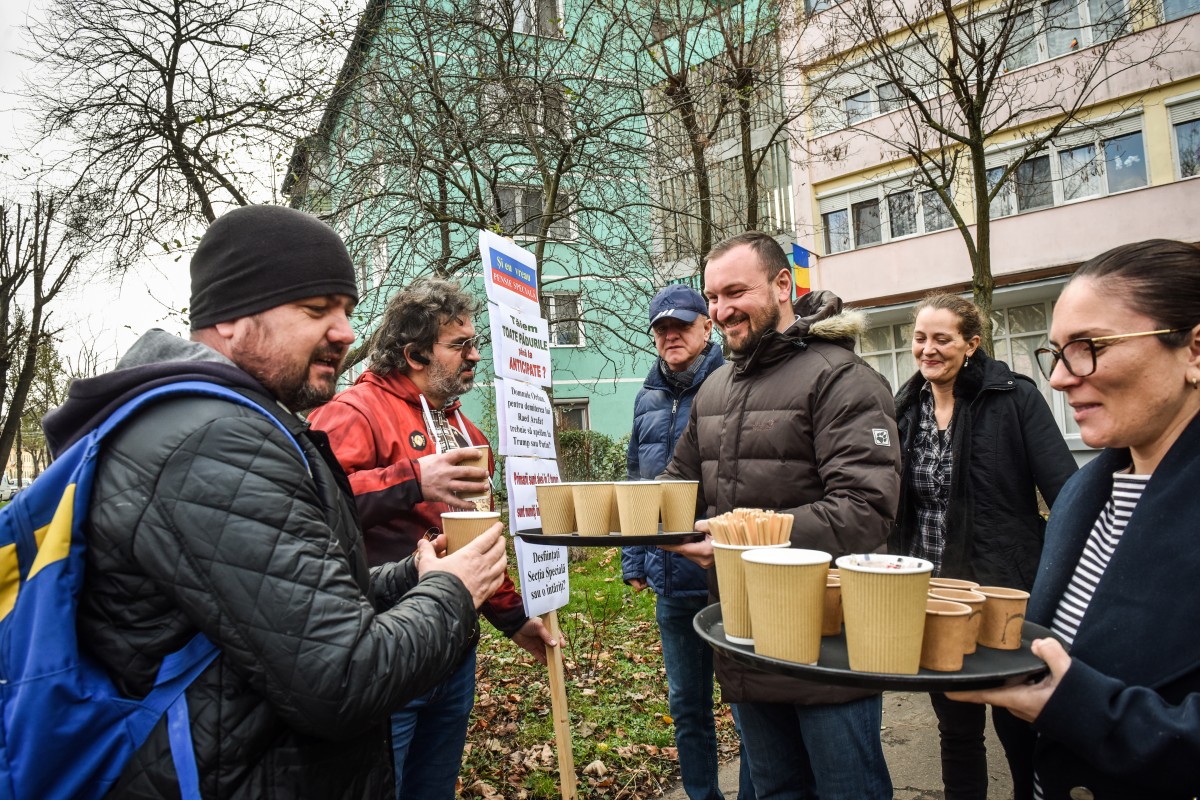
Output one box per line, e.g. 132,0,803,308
238,342,347,412
723,302,782,357
427,355,475,401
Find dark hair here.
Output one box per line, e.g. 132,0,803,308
1071,239,1200,348
706,231,791,281
912,292,985,342
367,277,481,375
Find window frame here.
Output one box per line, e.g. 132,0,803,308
496,185,576,241
543,291,586,348
817,179,957,255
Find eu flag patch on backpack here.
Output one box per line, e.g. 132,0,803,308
0,381,304,800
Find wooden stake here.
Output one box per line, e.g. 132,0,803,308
541,609,577,800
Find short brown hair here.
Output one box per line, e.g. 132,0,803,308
912,293,985,342
706,231,790,281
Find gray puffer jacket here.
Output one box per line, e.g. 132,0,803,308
664,291,901,705
43,331,479,798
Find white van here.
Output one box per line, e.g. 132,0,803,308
0,475,20,502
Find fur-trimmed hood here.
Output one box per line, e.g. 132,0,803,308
732,289,867,374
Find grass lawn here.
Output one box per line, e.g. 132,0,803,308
461,546,741,798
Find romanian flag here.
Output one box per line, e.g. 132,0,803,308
792,243,812,298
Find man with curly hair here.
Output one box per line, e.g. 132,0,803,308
309,277,556,799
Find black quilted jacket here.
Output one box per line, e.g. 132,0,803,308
44,331,479,798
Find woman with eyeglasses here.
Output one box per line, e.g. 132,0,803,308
949,239,1200,799
889,292,1077,800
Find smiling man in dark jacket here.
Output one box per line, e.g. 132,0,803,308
42,205,508,798
662,231,901,799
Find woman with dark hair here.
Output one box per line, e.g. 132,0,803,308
889,293,1076,800
950,239,1200,799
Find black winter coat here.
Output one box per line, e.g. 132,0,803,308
44,331,479,798
888,350,1077,589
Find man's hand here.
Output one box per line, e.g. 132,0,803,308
945,637,1072,722
415,524,506,608
509,617,559,666
627,578,649,592
659,531,714,569
417,449,490,509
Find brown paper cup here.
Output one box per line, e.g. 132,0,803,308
822,577,843,637
455,445,491,504
535,482,576,535
441,511,500,554
659,480,699,533
836,554,933,674
976,586,1030,650
571,482,615,535
929,588,986,654
929,577,980,591
712,542,790,644
614,481,662,535
920,599,972,671
741,548,831,664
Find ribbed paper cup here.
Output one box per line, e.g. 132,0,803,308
822,577,843,637
614,481,662,535
742,548,831,664
975,586,1030,650
441,511,500,554
535,482,576,535
837,554,933,674
712,542,790,644
920,599,973,672
455,444,490,504
659,480,699,532
929,588,986,654
929,577,980,591
571,482,615,535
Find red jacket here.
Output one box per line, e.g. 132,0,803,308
308,370,527,636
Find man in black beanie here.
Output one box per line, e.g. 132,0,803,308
40,204,509,797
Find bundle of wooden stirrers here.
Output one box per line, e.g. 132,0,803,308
708,508,793,545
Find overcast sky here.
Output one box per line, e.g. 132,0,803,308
2,0,194,370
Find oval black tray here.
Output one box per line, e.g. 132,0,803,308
694,603,1064,691
514,528,704,547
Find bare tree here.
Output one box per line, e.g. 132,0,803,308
0,191,84,472
802,0,1183,350
287,0,662,377
21,0,352,269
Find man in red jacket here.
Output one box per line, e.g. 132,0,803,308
309,277,555,800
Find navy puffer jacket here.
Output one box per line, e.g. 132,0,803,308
621,344,724,597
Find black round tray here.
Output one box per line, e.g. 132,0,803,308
694,603,1063,691
514,528,704,547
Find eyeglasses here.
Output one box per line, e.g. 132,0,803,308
1034,328,1186,380
435,335,483,354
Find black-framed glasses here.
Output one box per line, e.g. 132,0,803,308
435,335,483,354
1034,328,1186,380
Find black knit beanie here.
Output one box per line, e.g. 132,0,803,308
189,205,359,330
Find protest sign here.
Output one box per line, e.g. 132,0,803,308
488,302,552,388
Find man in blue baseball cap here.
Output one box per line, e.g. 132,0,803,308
623,284,757,800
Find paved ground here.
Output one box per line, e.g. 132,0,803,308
662,691,1013,800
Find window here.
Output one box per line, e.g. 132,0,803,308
845,91,873,126
988,116,1147,218
855,321,915,391
1169,99,1200,178
481,83,569,137
810,41,936,135
481,0,560,36
878,81,905,114
1001,0,1128,73
497,186,574,239
553,399,590,431
1163,0,1200,21
544,292,584,346
818,182,955,254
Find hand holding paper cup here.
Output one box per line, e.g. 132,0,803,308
441,511,501,554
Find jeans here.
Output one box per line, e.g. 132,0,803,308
929,692,987,800
390,647,476,800
657,595,756,800
735,695,892,800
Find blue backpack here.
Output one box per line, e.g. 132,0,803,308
0,381,304,800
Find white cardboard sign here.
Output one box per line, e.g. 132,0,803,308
488,301,552,388
479,230,541,317
494,378,557,459
504,456,562,532
514,538,570,617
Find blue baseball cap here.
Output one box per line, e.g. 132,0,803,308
648,284,709,331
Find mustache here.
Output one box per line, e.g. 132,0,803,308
312,345,347,366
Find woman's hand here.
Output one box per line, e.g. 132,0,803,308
946,637,1072,723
